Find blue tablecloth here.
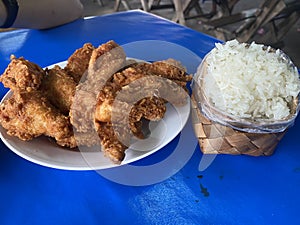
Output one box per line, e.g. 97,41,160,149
0,10,299,225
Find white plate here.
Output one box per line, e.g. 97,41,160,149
0,53,193,170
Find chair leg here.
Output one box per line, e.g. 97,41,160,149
114,0,131,11
184,0,204,17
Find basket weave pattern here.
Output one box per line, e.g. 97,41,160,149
191,97,286,156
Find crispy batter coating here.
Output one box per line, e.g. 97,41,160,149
95,65,168,123
129,60,191,105
0,41,192,164
94,82,121,122
87,40,126,82
113,66,145,87
95,122,128,164
64,43,95,83
130,96,166,122
132,60,193,82
70,40,126,147
0,56,76,148
0,56,45,92
95,60,189,125
42,65,77,115
93,60,191,163
0,91,76,148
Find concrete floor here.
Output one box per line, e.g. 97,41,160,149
81,0,300,67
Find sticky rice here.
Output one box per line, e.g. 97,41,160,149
202,39,300,120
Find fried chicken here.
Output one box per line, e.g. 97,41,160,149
0,56,76,148
70,40,127,147
95,60,190,126
64,43,95,83
95,65,168,123
0,56,45,92
93,59,191,163
0,90,76,147
133,60,192,82
0,41,192,164
42,65,77,115
94,65,168,153
87,40,126,81
129,60,192,105
95,122,128,164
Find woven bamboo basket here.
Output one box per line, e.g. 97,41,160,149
191,96,287,156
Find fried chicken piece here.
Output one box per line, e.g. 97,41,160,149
132,60,193,82
94,97,167,163
42,65,77,115
70,40,126,147
64,43,95,83
95,64,150,123
0,90,76,148
95,122,128,164
130,96,166,122
113,66,145,87
94,81,121,122
0,56,45,92
95,65,168,123
95,61,188,124
128,61,192,105
93,59,192,163
0,56,77,148
94,69,169,163
87,40,126,80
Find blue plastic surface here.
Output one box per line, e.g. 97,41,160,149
0,10,299,225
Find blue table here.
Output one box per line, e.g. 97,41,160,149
0,10,299,225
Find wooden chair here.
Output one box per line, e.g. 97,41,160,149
257,0,300,46
202,0,299,46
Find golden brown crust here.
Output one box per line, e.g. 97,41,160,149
113,66,146,87
0,90,76,148
93,60,191,163
0,57,76,148
132,60,193,82
0,56,45,92
0,41,192,164
42,65,77,115
70,40,127,150
95,122,127,164
64,43,95,83
131,97,166,122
